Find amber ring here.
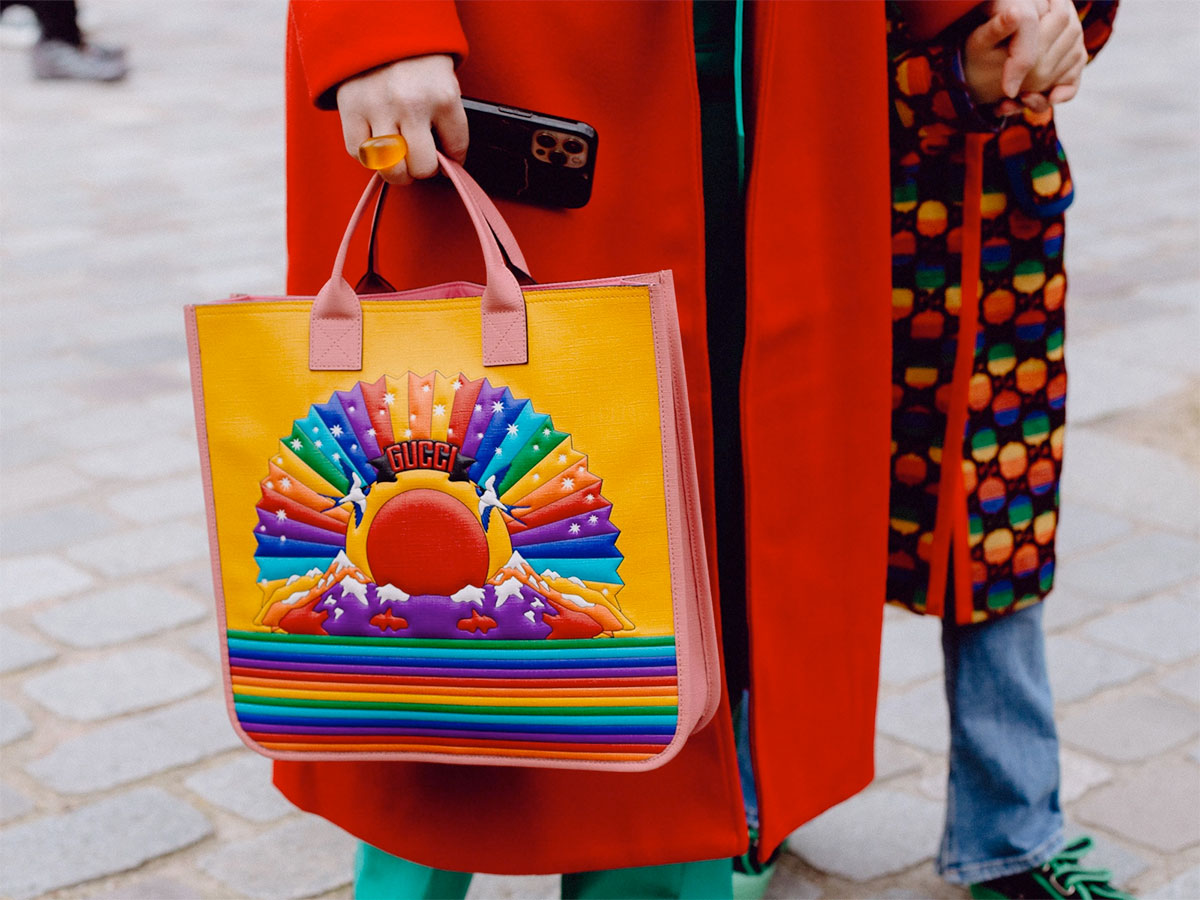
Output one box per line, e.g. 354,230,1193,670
358,134,408,170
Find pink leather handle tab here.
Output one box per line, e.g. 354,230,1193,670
309,153,530,370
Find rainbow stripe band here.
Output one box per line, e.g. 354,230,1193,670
228,630,679,761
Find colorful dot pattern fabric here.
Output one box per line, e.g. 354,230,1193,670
885,2,1118,622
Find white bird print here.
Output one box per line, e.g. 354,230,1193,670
475,474,528,531
320,471,369,526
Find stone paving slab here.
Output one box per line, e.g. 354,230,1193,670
1083,591,1200,665
24,697,241,793
0,786,212,900
0,503,123,557
875,680,950,755
1063,828,1151,889
0,783,34,824
0,554,95,610
198,815,357,900
1056,531,1200,604
1073,759,1200,853
106,476,206,524
787,787,944,882
874,735,925,781
21,645,212,721
1064,343,1188,424
1045,634,1152,704
184,752,295,823
1148,864,1200,900
32,581,207,648
1041,582,1112,633
1058,693,1199,762
0,624,57,673
1159,663,1200,702
1053,502,1135,560
82,875,207,900
879,613,944,687
1058,748,1114,805
467,874,559,900
1058,430,1200,537
65,519,211,578
0,696,33,745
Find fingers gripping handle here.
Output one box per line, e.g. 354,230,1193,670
309,155,529,371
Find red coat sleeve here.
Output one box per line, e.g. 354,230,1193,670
288,0,469,110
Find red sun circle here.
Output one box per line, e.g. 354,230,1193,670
365,489,489,596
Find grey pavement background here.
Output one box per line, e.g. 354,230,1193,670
0,2,1197,899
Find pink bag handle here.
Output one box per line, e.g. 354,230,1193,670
309,153,529,370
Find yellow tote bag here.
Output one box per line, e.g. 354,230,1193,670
186,157,719,771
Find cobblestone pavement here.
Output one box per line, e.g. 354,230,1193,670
1,2,1196,899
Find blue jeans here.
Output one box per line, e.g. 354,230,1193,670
938,601,1063,883
734,602,1062,884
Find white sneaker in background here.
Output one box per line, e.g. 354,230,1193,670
30,39,128,82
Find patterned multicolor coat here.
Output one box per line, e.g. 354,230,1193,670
887,2,1118,624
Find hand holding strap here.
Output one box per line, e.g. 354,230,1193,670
310,154,530,370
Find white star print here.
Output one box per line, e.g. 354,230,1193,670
410,413,416,420
384,392,395,406
275,509,288,522
404,429,412,438
532,474,540,482
280,535,287,543
331,453,340,462
314,440,323,448
422,383,431,392
351,444,358,452
477,432,484,439
290,439,302,451
367,428,376,437
492,400,504,413
281,478,292,490
507,423,519,437
495,447,503,457
585,493,595,503
265,481,274,490
557,454,567,464
543,428,551,437
475,404,483,412
562,477,574,491
588,515,598,525
452,380,462,391
448,428,454,436
569,523,580,534
433,404,446,417
348,405,356,413
377,409,387,419
330,424,343,437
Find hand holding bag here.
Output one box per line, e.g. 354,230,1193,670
186,156,720,770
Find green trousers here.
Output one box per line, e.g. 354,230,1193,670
355,843,733,900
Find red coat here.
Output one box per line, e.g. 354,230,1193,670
280,0,892,873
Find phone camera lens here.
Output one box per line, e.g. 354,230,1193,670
549,150,568,166
535,133,556,149
563,139,584,155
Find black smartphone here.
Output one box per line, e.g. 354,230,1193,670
460,97,598,209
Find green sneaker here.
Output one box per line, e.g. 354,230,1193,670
732,827,780,900
969,836,1137,899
